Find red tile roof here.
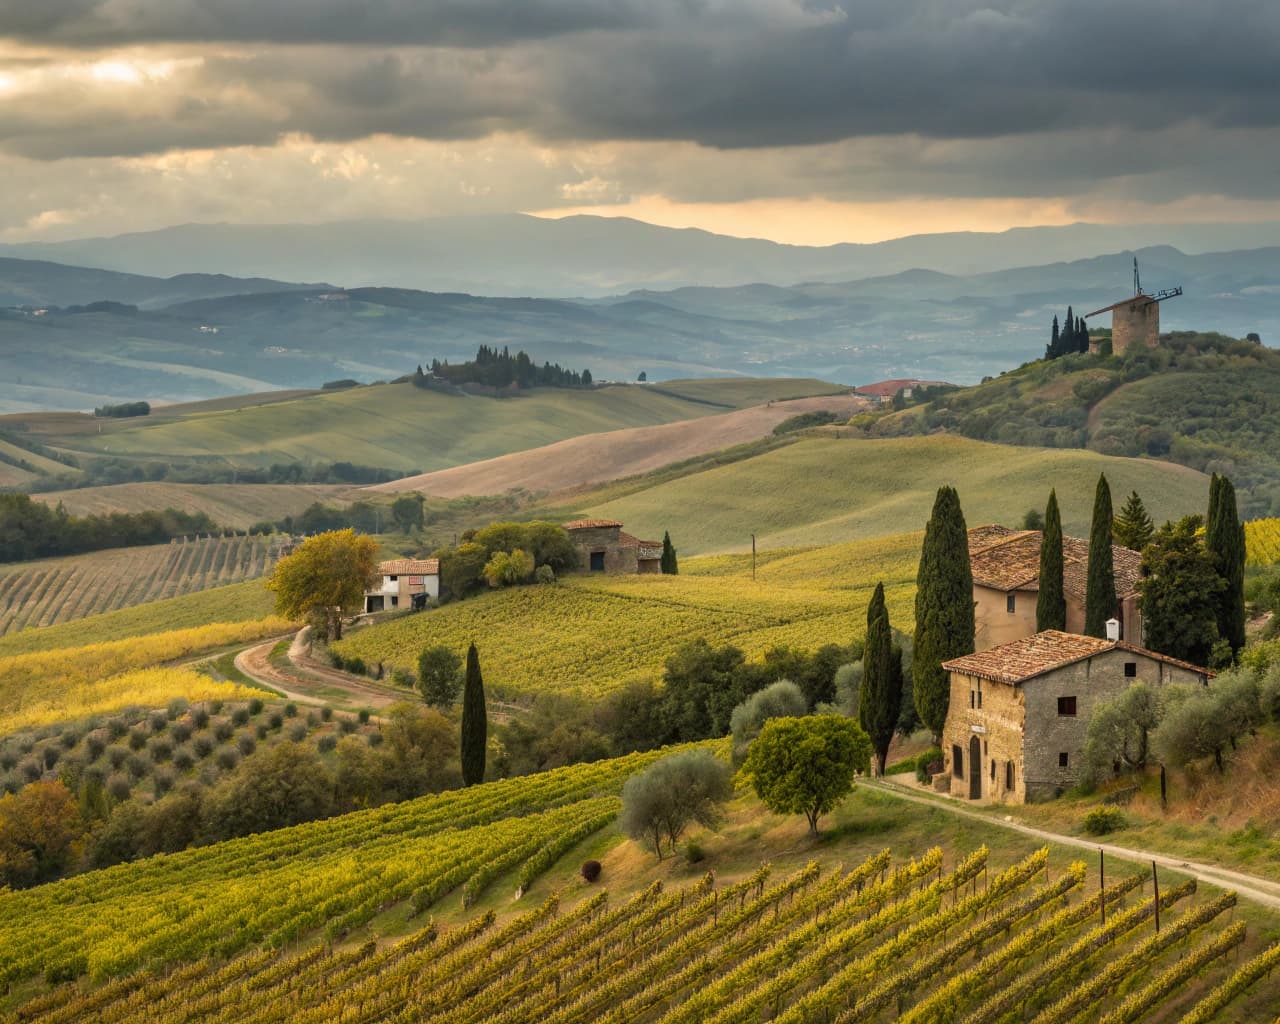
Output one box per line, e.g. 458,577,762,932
943,629,1211,685
378,558,439,575
969,526,1143,598
563,519,623,530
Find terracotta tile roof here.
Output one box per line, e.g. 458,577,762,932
563,519,623,530
617,530,662,548
943,629,1212,684
969,526,1142,598
378,558,439,575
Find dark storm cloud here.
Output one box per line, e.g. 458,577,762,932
2,0,1280,166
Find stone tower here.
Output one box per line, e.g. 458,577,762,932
1085,257,1181,356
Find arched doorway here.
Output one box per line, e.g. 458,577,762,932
968,736,982,800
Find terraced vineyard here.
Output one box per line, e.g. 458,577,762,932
0,534,285,637
0,750,671,989
14,838,1278,1023
1246,518,1280,567
332,534,921,700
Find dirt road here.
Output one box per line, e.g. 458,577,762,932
234,632,409,710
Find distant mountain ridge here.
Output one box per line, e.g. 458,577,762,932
6,214,1280,297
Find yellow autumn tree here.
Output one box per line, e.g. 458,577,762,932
267,529,378,640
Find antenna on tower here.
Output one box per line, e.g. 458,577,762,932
1133,256,1143,296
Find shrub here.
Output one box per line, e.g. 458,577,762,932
84,733,107,761
170,722,192,744
213,719,235,742
126,754,149,780
59,730,79,750
19,758,42,782
317,734,337,753
535,564,556,585
339,718,357,735
306,711,320,727
209,700,224,715
149,738,173,763
1083,806,1127,835
190,706,210,729
42,746,60,770
128,728,148,751
149,712,168,733
581,860,602,883
231,707,250,726
215,748,240,771
237,734,257,757
255,723,269,740
0,773,16,795
106,745,129,770
267,712,284,730
392,667,416,689
366,730,383,748
915,746,943,783
248,698,264,716
106,719,128,741
167,698,189,720
321,706,334,722
106,773,131,802
0,750,15,772
358,709,371,725
192,735,214,758
173,747,195,772
344,656,368,676
16,737,34,755
153,767,175,796
288,722,308,742
685,840,706,864
284,703,298,718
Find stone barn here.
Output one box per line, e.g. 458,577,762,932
940,630,1211,803
563,519,662,574
969,525,1145,651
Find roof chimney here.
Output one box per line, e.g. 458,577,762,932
1105,618,1121,642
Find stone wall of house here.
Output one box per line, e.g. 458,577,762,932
1021,649,1204,800
1112,299,1160,356
568,525,636,574
974,585,1038,651
942,670,1027,803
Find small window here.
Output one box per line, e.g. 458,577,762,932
1006,593,1016,613
970,691,975,709
983,740,988,756
952,744,964,778
388,575,398,582
1058,752,1069,768
977,682,983,709
1057,696,1077,717
1124,662,1138,678
990,760,996,781
390,596,399,608
1006,760,1014,789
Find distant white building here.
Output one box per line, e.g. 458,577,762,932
364,558,439,613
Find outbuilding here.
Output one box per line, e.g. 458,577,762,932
363,558,439,613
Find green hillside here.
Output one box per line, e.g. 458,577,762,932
333,535,920,701
563,434,1209,555
872,332,1280,516
9,378,842,477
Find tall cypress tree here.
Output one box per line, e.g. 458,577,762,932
1085,473,1116,638
1077,316,1090,353
660,531,679,575
860,582,900,775
1205,474,1246,656
913,486,975,741
1046,315,1060,360
1113,490,1155,551
460,642,487,786
1036,489,1066,631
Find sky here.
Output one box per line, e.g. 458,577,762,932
2,0,1280,245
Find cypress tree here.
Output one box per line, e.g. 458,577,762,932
660,531,679,575
460,642,487,786
1046,315,1060,360
913,486,974,741
1085,473,1116,637
1113,490,1155,551
860,582,900,775
1077,316,1089,353
1036,489,1066,631
1205,474,1246,656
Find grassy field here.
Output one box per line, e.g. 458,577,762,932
30,482,357,529
0,535,284,637
16,379,830,475
333,534,920,701
563,434,1210,554
0,578,276,656
642,377,846,407
6,754,1278,1022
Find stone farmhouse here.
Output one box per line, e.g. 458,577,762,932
563,520,662,574
941,630,1211,803
969,525,1145,650
363,558,439,613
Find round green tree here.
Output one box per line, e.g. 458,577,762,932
417,645,462,708
739,716,871,835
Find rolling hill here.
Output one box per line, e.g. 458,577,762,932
8,378,843,477
550,434,1210,555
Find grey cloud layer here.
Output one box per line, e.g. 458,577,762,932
2,0,1279,160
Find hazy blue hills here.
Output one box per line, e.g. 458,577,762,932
1,242,1279,412
7,214,1280,297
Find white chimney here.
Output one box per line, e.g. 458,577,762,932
1105,618,1121,642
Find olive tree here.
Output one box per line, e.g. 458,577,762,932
266,528,378,641
619,749,732,860
729,680,807,764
